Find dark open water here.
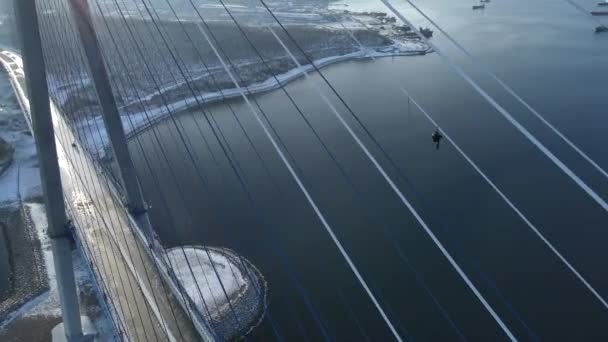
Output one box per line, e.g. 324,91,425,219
129,0,608,340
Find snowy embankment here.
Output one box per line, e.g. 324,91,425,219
0,50,48,323
0,204,115,341
76,38,427,159
166,246,267,339
0,50,115,340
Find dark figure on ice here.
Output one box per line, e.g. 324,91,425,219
431,129,443,150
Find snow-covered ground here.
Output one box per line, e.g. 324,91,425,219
0,78,39,208
0,55,46,322
0,203,116,341
0,53,116,341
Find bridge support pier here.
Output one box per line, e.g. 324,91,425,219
52,315,98,342
13,0,95,341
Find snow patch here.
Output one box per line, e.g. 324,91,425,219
164,246,267,339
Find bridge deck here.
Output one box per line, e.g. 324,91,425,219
0,51,205,342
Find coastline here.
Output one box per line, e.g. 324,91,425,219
73,41,430,159
124,43,430,140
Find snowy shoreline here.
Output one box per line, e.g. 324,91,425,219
0,51,117,340
74,41,429,159
125,43,429,140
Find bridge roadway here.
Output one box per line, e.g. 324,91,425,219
0,51,211,342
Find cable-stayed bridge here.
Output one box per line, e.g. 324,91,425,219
1,0,607,340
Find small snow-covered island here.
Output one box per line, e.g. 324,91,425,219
165,246,267,339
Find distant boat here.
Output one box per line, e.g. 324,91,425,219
596,25,608,33
419,27,434,38
598,2,608,6
480,0,491,3
591,10,608,15
473,4,485,10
